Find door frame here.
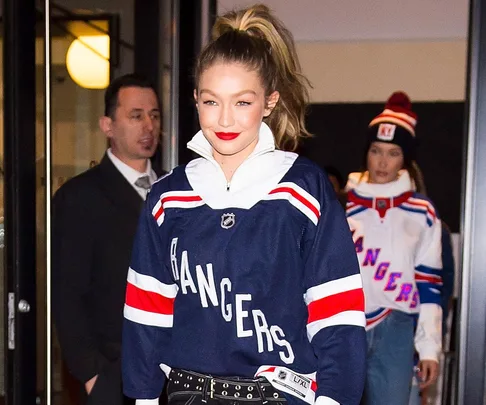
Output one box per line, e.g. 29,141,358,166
3,0,37,403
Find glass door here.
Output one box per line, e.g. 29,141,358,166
38,7,112,405
48,16,109,404
3,1,180,403
1,1,113,403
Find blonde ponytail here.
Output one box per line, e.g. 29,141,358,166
195,4,312,151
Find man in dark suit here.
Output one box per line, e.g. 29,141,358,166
53,74,164,405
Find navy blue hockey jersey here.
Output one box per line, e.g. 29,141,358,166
122,124,366,405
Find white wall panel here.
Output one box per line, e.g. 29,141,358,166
297,40,467,102
218,0,469,41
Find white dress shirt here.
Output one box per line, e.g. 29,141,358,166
106,148,157,200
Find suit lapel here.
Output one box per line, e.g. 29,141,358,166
98,153,144,218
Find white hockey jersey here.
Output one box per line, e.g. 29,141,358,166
345,171,442,361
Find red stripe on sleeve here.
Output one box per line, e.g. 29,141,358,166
307,288,365,324
125,282,175,315
161,195,203,204
415,274,442,284
153,195,202,220
406,200,436,219
153,205,164,221
270,187,320,220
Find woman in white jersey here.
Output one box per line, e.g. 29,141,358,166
345,92,442,405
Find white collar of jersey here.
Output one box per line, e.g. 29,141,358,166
185,122,296,209
346,170,413,198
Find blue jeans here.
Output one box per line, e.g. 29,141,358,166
408,373,421,405
361,310,415,405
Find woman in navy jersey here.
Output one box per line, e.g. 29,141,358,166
121,4,367,405
345,92,442,405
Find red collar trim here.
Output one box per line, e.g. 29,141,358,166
348,190,414,218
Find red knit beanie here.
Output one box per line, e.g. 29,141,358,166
367,91,417,162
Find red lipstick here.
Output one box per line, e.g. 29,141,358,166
215,132,240,141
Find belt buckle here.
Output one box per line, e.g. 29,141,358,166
210,378,215,399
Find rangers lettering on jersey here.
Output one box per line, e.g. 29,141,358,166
122,136,367,404
356,242,418,307
170,237,295,363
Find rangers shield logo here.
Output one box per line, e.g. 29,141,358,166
377,199,387,209
221,213,235,229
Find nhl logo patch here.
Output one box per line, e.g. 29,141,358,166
377,199,387,209
221,213,235,229
377,123,396,141
278,370,287,380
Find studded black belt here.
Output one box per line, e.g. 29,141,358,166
168,368,286,403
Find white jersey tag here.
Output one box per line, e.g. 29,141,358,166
255,365,316,404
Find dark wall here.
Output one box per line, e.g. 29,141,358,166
178,1,217,165
300,102,465,232
178,0,201,165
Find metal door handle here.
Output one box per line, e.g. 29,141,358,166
18,299,30,313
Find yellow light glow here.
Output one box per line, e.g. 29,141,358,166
66,35,110,89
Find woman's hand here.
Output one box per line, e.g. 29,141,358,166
418,359,439,389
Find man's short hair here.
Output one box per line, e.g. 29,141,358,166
104,73,159,119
